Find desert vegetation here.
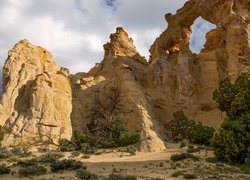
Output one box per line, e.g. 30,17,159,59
86,86,140,148
212,73,250,164
165,110,215,145
0,75,249,179
58,86,140,153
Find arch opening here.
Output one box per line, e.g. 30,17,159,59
189,17,216,54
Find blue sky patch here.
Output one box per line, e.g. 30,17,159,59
105,0,116,7
190,17,216,54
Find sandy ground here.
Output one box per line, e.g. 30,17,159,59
1,143,250,180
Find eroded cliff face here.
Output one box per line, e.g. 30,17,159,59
147,0,250,128
0,40,72,148
70,27,167,152
0,0,249,151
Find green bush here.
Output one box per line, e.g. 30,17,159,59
18,165,47,176
170,153,199,162
81,154,91,159
73,131,91,150
186,146,201,153
183,173,197,179
80,143,96,154
87,121,140,148
205,157,218,163
126,145,137,156
0,164,10,174
213,116,250,163
116,131,140,147
17,158,38,167
165,110,214,145
50,159,85,172
10,147,32,157
179,139,189,148
70,151,81,158
40,152,64,163
171,171,183,177
190,122,215,145
0,147,11,159
165,110,193,140
106,172,137,180
58,139,76,151
212,73,250,164
241,160,250,174
75,168,98,180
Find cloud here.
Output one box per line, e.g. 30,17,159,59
0,0,187,75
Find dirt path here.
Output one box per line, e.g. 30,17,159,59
82,148,183,163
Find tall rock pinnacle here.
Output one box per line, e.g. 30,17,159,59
0,40,72,148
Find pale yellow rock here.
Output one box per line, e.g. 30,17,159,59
0,40,72,148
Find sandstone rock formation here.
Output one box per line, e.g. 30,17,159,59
0,40,72,148
147,0,250,128
70,27,167,152
0,0,249,151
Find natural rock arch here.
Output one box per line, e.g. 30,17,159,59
189,17,216,54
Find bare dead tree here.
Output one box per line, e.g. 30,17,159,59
87,85,127,145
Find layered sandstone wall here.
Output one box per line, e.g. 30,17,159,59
0,40,72,148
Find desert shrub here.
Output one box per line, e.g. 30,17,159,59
58,139,76,151
40,152,64,163
170,153,199,162
205,157,218,163
18,165,47,176
80,143,96,154
171,171,183,177
70,151,81,158
0,147,11,159
116,131,140,147
0,126,4,146
73,131,93,150
59,134,96,153
179,139,189,148
212,73,250,164
87,122,140,148
74,131,89,144
165,110,214,145
50,159,85,172
75,168,98,180
17,158,38,167
183,173,197,179
241,160,250,174
10,147,32,157
81,154,91,159
106,172,137,180
186,146,201,153
126,145,137,156
0,164,10,174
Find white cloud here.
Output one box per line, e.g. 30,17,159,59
0,0,187,75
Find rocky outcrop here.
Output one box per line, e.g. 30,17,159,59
71,27,167,152
147,0,249,128
0,40,72,148
0,0,249,151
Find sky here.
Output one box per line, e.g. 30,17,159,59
0,0,216,93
